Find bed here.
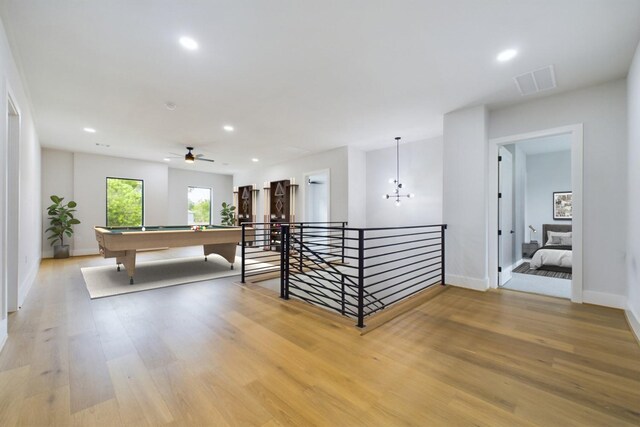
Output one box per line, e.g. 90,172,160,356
529,224,572,274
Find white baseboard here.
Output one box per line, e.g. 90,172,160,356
625,307,640,344
72,248,99,256
446,274,489,291
42,248,99,258
17,258,40,310
582,290,626,309
0,317,7,353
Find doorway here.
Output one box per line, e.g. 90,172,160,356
489,125,583,303
498,147,514,286
4,94,20,318
303,169,330,223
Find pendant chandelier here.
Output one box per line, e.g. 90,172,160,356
384,137,414,206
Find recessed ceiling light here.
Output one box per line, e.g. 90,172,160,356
251,158,259,162
497,49,518,62
95,143,110,147
163,158,171,162
179,36,198,50
222,162,229,166
84,127,96,133
223,125,234,132
165,102,176,110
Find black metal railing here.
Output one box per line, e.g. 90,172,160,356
240,221,347,283
280,224,447,328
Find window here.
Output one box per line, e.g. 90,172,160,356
188,187,211,225
106,177,144,226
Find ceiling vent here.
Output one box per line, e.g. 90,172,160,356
514,65,556,96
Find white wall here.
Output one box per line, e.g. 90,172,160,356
72,153,168,255
627,41,640,335
366,136,443,228
0,17,41,348
443,106,489,290
490,79,628,305
233,147,350,224
41,149,74,256
41,149,233,257
347,146,367,228
526,150,572,244
168,168,233,226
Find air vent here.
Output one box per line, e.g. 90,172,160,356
514,65,556,96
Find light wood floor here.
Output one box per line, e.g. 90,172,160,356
1,248,639,426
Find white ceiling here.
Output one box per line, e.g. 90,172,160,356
2,0,639,173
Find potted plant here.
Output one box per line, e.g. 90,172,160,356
46,195,80,259
220,202,236,226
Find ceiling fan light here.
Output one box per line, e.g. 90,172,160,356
185,147,195,163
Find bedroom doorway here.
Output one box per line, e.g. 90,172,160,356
498,137,572,298
490,125,583,303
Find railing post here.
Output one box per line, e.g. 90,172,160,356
341,222,346,263
341,273,346,316
241,223,246,283
299,223,304,272
357,228,365,328
280,224,290,300
441,224,447,286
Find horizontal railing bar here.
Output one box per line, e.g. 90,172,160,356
363,274,441,310
243,254,281,260
288,291,358,317
364,281,440,316
363,230,441,241
363,251,441,271
374,277,441,305
361,224,446,232
364,254,441,277
288,280,358,307
245,266,279,274
368,267,442,296
289,265,358,287
289,271,358,291
365,261,442,287
289,273,356,300
363,243,441,260
364,236,442,251
289,248,360,260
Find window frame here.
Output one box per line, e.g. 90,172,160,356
187,186,212,225
105,177,145,227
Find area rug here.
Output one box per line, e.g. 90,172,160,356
513,262,572,280
81,256,242,299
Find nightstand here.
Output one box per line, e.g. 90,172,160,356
522,241,539,259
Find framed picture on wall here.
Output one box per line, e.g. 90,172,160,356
553,191,572,220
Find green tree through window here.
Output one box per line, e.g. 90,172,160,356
188,187,211,225
107,178,143,226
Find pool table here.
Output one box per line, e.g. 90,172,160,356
94,225,242,284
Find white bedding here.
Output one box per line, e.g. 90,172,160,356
530,247,572,269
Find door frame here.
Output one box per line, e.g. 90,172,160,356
488,124,583,303
498,146,514,286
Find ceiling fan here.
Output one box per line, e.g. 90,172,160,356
168,147,215,163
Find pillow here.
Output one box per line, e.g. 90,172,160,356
546,231,571,246
561,236,572,246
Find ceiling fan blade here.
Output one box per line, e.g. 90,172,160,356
196,157,215,163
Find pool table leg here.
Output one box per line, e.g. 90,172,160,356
203,243,236,268
116,250,137,285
